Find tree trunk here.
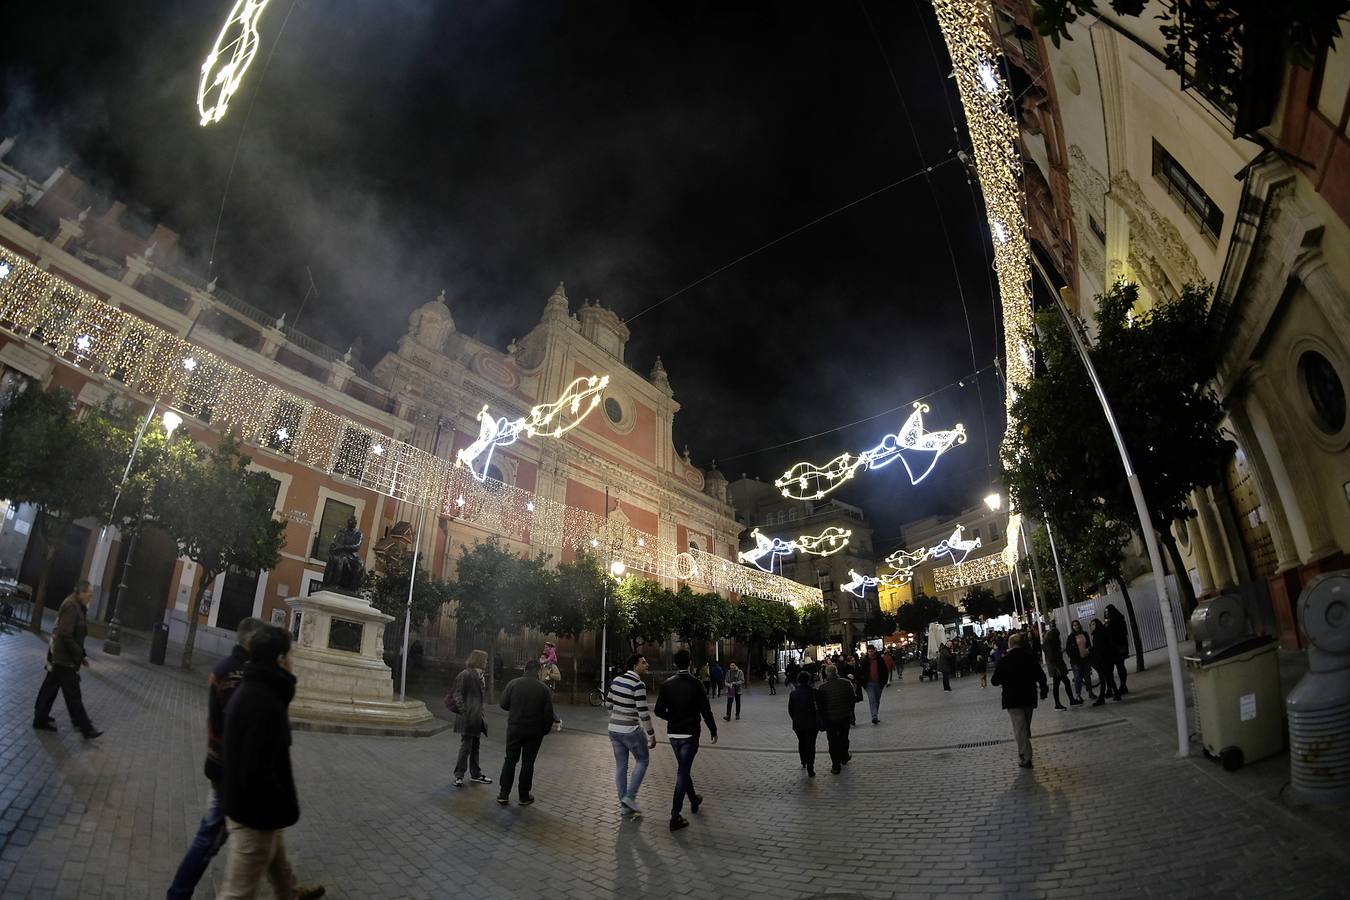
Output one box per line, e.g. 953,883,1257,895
1116,577,1146,673
180,568,216,671
28,517,69,634
486,634,496,703
1157,529,1197,620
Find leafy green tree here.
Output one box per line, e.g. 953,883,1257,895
364,552,452,655
670,585,732,662
537,550,609,639
0,388,142,632
450,538,550,697
152,434,286,670
1004,280,1229,619
862,603,897,640
795,603,832,647
614,576,681,647
894,593,961,636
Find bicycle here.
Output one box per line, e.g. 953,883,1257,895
588,687,607,708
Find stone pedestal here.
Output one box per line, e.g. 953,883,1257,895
285,590,432,730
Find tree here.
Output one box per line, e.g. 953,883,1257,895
961,586,1011,621
152,434,286,670
363,552,452,657
862,603,897,640
537,550,608,639
0,387,156,633
670,585,732,662
450,538,549,698
1004,280,1230,620
794,603,832,647
894,594,961,636
614,577,681,647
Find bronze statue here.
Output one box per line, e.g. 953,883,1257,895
322,515,365,592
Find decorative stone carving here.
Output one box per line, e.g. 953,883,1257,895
1109,170,1205,294
1068,145,1109,286
407,290,455,351
542,282,569,322
650,356,673,396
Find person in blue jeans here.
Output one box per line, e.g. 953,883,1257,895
654,649,718,832
605,654,657,817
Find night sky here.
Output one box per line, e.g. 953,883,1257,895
1,0,1005,549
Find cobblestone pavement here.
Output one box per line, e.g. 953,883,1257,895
3,625,1348,900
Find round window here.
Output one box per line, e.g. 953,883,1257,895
604,397,623,424
1301,350,1346,434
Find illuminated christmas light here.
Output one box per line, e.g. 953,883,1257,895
0,262,10,280
275,427,289,442
978,60,1000,93
934,553,1011,593
794,526,852,557
197,0,272,126
455,375,609,480
928,525,981,567
75,334,93,352
738,528,796,572
775,403,965,501
183,357,198,372
883,547,930,584
371,444,384,456
526,501,535,512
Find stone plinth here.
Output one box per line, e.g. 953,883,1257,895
285,590,432,730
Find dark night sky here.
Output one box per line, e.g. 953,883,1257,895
0,0,1006,548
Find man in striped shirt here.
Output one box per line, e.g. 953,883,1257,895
606,653,657,818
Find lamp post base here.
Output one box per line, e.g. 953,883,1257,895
102,618,122,655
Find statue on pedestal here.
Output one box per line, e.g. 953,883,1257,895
322,515,365,593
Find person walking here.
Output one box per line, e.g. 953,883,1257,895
654,649,717,832
709,660,725,698
1088,618,1122,705
538,641,561,692
168,617,321,899
495,660,559,806
990,632,1048,769
1104,604,1131,694
606,653,657,818
698,661,712,697
936,641,955,692
857,646,888,725
218,625,322,900
1040,621,1075,709
32,580,101,739
451,649,493,788
787,672,819,777
969,637,990,689
815,665,856,774
1065,620,1094,702
766,663,778,696
723,661,745,720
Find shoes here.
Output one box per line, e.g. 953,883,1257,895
723,715,730,721
294,886,326,900
470,774,493,784
670,815,690,832
453,777,464,787
33,720,57,732
872,718,879,725
1092,699,1106,707
495,795,510,805
518,795,535,806
690,793,703,814
1113,695,1123,702
735,716,739,720
1120,686,1129,695
620,795,641,814
943,688,952,692
807,766,815,777
1069,698,1083,706
82,729,103,740
831,764,841,774
1054,704,1068,711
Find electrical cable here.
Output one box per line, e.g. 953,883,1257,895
622,154,959,325
717,363,998,463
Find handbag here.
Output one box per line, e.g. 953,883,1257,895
444,691,461,714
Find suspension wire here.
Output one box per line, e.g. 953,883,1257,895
206,0,304,280
622,155,959,325
717,363,998,464
856,0,998,490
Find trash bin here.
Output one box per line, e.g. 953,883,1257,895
149,622,170,666
1184,635,1282,770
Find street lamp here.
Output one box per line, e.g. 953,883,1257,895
984,492,1002,511
609,560,626,578
103,408,183,655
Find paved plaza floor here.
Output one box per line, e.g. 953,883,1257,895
3,623,1349,899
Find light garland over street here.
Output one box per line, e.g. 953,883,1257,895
737,525,852,573
197,0,272,126
932,552,1011,593
456,375,608,480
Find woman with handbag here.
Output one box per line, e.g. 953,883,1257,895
450,649,493,787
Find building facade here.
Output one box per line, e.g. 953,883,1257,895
995,1,1350,647
897,503,1014,610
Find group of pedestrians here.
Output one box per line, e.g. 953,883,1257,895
1048,606,1131,708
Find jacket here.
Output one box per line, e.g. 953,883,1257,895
655,671,717,739
815,676,856,725
857,654,888,687
1089,627,1118,666
1105,610,1129,657
1065,628,1091,665
709,663,724,683
451,666,487,737
500,674,557,739
990,646,1048,710
1041,627,1069,677
204,644,250,784
725,667,745,693
49,594,88,668
222,663,299,831
787,683,819,733
936,645,955,675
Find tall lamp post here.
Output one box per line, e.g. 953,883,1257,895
103,409,182,655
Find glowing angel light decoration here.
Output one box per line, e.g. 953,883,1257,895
843,569,908,598
928,525,982,567
883,547,930,584
794,526,852,557
456,375,609,481
737,528,796,572
197,0,272,126
776,403,965,501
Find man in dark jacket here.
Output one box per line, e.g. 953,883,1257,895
990,632,1049,768
496,660,560,806
654,649,718,832
32,580,100,739
815,665,857,774
857,646,889,725
786,672,819,777
220,624,320,898
168,616,292,898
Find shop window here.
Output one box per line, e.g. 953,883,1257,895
311,497,356,561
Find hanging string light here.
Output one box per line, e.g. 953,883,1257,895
933,553,1011,593
197,0,273,126
455,374,609,480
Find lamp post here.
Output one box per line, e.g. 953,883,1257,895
1031,254,1189,758
103,409,182,655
